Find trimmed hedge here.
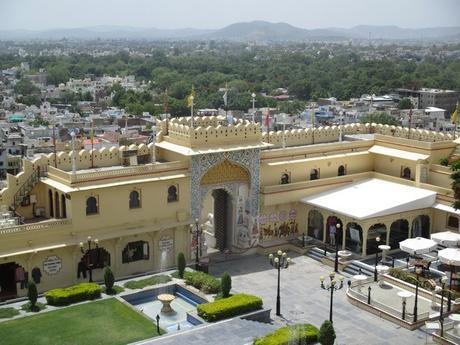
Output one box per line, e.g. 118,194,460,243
197,293,262,322
45,283,102,306
123,275,171,290
184,271,220,294
254,324,319,345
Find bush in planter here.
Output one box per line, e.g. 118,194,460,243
184,271,220,294
318,320,336,345
104,266,115,294
27,281,38,312
254,324,318,345
221,272,232,298
45,283,102,306
177,252,186,279
197,293,262,322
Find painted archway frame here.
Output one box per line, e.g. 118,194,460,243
191,149,261,246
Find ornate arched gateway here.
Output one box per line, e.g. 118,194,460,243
191,149,261,250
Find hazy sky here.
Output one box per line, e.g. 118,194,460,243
1,0,459,30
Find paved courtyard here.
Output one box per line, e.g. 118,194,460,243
208,252,427,345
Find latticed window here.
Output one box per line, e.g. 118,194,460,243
129,190,141,209
167,185,178,203
86,196,98,215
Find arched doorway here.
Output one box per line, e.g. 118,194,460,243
338,165,346,176
326,216,343,248
0,262,20,301
200,159,250,251
48,190,54,218
308,210,324,241
411,215,430,238
346,222,363,254
367,223,387,255
389,219,409,250
54,191,60,218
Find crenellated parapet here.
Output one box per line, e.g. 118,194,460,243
264,123,453,148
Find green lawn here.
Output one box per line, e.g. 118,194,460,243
0,298,161,345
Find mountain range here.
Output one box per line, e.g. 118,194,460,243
1,21,459,42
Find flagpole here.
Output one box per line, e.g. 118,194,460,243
408,105,412,139
52,113,57,168
190,95,194,128
90,121,94,168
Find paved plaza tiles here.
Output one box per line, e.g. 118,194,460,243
140,254,429,345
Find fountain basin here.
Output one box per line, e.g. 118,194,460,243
158,293,176,314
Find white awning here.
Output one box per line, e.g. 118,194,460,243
431,231,460,247
432,203,460,216
438,248,460,266
300,178,436,220
369,145,429,161
400,237,438,255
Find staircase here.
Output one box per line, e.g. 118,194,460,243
342,260,374,277
12,169,42,210
306,246,333,262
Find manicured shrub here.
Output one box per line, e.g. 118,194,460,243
221,272,232,298
439,157,449,166
197,293,262,322
45,283,102,306
177,252,186,279
123,275,171,290
104,266,115,294
184,271,220,294
27,281,38,312
318,320,336,345
254,324,319,345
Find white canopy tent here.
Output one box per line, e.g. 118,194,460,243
438,248,460,266
399,237,438,255
300,178,436,220
431,231,460,248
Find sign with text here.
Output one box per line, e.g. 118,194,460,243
43,255,62,275
159,236,174,252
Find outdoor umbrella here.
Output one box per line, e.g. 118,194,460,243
399,237,437,255
431,231,460,248
438,248,460,266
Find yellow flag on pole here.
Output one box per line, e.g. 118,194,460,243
187,86,195,108
451,100,459,124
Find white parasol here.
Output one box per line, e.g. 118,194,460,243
438,248,460,266
431,231,460,248
399,237,437,255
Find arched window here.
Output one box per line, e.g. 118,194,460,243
402,167,411,179
122,241,149,263
129,190,141,209
86,196,98,215
280,173,290,184
167,185,178,203
48,189,54,218
310,169,319,180
448,216,459,229
61,194,67,218
54,191,60,218
338,165,346,176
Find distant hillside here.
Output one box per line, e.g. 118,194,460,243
1,21,459,42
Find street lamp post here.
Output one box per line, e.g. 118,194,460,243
334,223,341,272
190,218,202,270
155,314,160,334
448,262,453,312
440,276,448,337
320,272,344,323
413,266,422,322
269,250,290,316
79,236,99,283
374,236,381,282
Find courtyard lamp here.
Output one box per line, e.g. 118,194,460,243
156,314,160,334
190,218,203,270
374,236,381,282
251,93,256,122
79,236,99,283
269,250,290,316
413,266,422,322
334,223,341,272
440,275,448,337
320,272,344,323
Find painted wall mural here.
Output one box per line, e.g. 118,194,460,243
258,209,299,241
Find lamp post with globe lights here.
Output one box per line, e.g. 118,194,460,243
320,272,345,323
79,236,98,283
190,218,203,270
334,223,341,272
440,275,448,337
374,236,381,282
269,250,290,316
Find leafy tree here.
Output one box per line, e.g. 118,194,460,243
14,79,39,95
177,252,186,279
360,112,399,126
399,97,413,109
318,320,336,345
221,272,232,298
104,266,115,294
27,281,38,312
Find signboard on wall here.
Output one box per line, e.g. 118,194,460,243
159,236,174,252
43,255,62,275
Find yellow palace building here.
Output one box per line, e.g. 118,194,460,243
0,115,459,300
